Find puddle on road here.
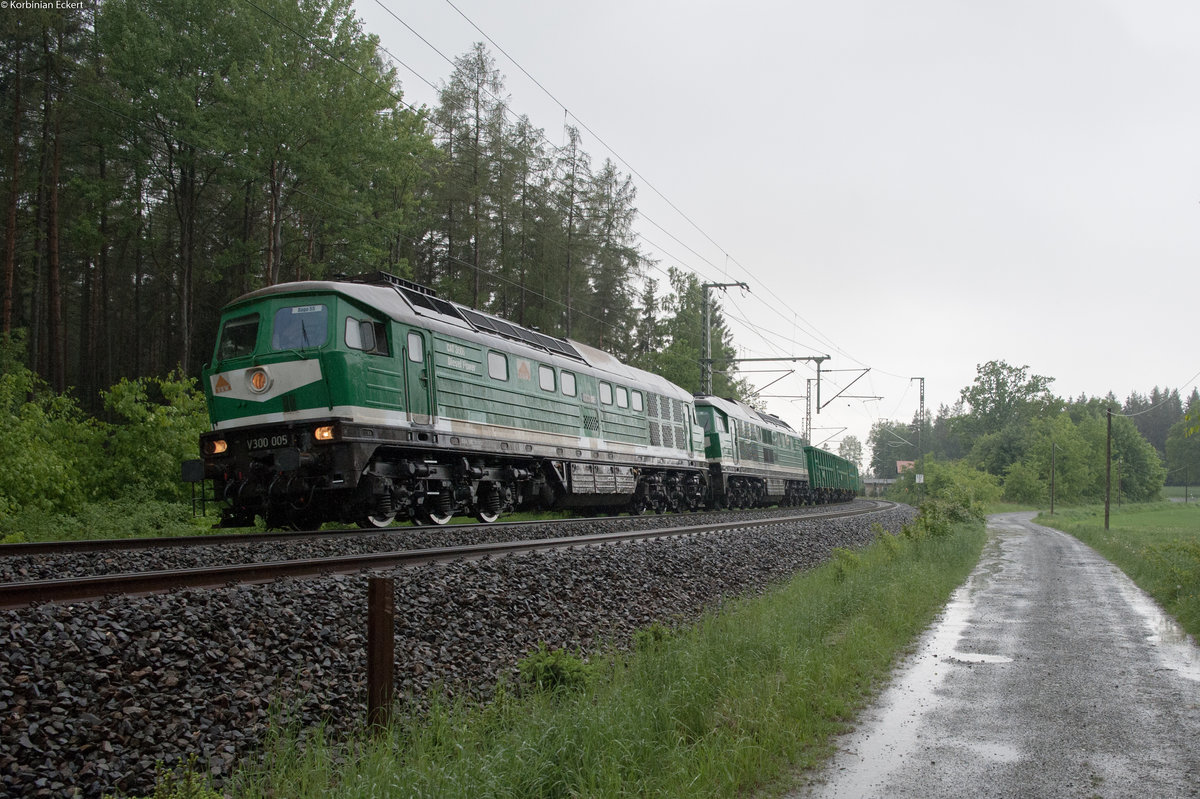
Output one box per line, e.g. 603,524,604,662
946,652,1013,665
799,562,990,797
798,518,1026,797
1113,573,1200,682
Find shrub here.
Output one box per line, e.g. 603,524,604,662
517,644,593,694
99,372,210,503
0,335,102,520
633,622,674,653
831,547,862,581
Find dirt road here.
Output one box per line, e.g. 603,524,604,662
793,511,1200,798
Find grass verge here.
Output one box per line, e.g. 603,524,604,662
218,521,986,799
1037,502,1200,639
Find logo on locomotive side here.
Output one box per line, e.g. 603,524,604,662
215,375,232,394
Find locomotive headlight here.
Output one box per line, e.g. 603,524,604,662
314,425,336,442
246,367,272,394
203,438,228,456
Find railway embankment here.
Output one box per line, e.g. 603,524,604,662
1,504,915,798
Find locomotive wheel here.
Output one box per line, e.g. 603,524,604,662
358,511,397,529
420,506,454,525
474,484,503,523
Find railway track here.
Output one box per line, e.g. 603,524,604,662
0,500,893,609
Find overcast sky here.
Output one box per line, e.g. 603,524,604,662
353,0,1200,461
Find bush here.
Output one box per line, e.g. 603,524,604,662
1003,459,1046,505
517,644,593,694
831,547,862,581
0,336,102,520
99,372,209,503
888,457,999,519
0,334,210,538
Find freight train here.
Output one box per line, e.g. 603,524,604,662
183,272,860,529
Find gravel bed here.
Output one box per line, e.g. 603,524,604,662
0,504,869,584
1,504,915,798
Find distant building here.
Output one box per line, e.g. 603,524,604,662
896,460,915,473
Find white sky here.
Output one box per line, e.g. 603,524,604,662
353,0,1200,463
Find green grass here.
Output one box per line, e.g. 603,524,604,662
1037,502,1200,638
981,500,1041,515
1161,485,1199,501
222,522,987,799
0,494,222,544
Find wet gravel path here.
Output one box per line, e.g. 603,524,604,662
794,511,1200,799
1,503,913,798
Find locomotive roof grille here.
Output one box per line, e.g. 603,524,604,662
342,271,584,362
399,287,465,320
459,307,584,362
348,270,440,298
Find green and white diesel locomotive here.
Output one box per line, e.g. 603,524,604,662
186,272,860,528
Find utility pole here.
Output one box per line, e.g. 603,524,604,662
806,379,813,443
1105,408,1112,530
911,377,924,460
1050,441,1055,515
701,281,748,394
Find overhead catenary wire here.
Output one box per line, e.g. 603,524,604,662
399,0,885,377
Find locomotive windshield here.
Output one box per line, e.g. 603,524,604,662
217,314,259,361
271,305,329,351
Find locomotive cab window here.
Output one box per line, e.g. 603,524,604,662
345,317,389,356
616,386,629,409
631,390,643,412
488,351,508,381
561,371,577,397
272,305,329,351
600,382,613,405
218,314,259,360
539,364,556,392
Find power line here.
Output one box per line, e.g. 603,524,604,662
419,0,886,377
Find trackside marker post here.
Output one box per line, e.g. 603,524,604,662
367,577,395,730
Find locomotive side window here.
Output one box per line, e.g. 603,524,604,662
345,317,389,356
616,386,629,409
539,364,556,392
407,332,424,363
600,382,613,405
488,351,508,381
631,391,643,412
218,314,259,360
561,371,577,397
272,305,328,351
345,317,363,349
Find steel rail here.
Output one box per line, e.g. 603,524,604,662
0,500,873,557
0,501,894,610
0,515,575,557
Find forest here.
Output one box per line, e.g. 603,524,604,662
1,0,746,409
867,361,1200,504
